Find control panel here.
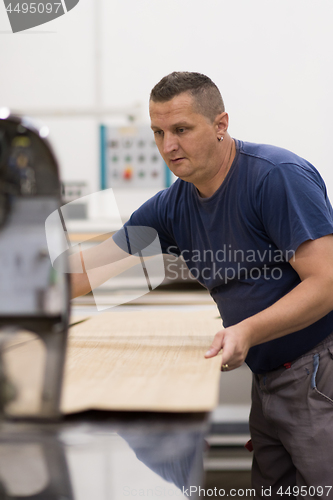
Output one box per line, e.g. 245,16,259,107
101,125,171,189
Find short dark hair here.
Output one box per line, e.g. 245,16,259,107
150,72,225,122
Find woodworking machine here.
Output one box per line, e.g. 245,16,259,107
0,112,70,420
0,113,207,500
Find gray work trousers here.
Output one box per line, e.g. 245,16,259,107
250,332,333,499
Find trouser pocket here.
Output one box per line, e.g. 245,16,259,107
311,351,333,405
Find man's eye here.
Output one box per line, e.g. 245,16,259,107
177,128,185,133
154,130,163,136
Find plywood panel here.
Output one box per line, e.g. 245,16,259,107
61,309,223,413
2,332,46,416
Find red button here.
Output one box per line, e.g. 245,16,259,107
123,167,133,180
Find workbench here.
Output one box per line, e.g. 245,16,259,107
0,411,208,500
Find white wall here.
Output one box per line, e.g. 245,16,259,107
1,0,333,203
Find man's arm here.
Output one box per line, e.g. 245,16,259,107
205,234,333,370
69,235,147,299
70,251,91,298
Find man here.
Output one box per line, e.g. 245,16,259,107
72,72,333,496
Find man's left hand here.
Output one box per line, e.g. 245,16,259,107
205,323,252,371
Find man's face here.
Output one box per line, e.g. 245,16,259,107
149,93,223,187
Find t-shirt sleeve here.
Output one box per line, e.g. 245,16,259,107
258,163,333,256
112,190,179,255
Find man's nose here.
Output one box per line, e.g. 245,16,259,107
162,133,178,155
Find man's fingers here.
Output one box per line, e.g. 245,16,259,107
205,332,224,358
204,346,220,358
219,345,232,367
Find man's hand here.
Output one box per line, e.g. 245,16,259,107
205,322,252,371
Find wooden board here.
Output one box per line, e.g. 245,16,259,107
2,332,46,416
61,309,223,413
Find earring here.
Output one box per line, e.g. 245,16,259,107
218,136,224,142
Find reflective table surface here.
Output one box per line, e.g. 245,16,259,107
0,411,209,500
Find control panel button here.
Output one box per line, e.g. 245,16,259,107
123,167,133,180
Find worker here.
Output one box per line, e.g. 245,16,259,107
71,72,333,496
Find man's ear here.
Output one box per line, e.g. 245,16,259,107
215,112,229,136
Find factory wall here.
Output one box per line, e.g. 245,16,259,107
0,0,333,210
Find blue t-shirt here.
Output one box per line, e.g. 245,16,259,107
113,140,333,373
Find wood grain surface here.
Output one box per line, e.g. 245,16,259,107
61,309,223,413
